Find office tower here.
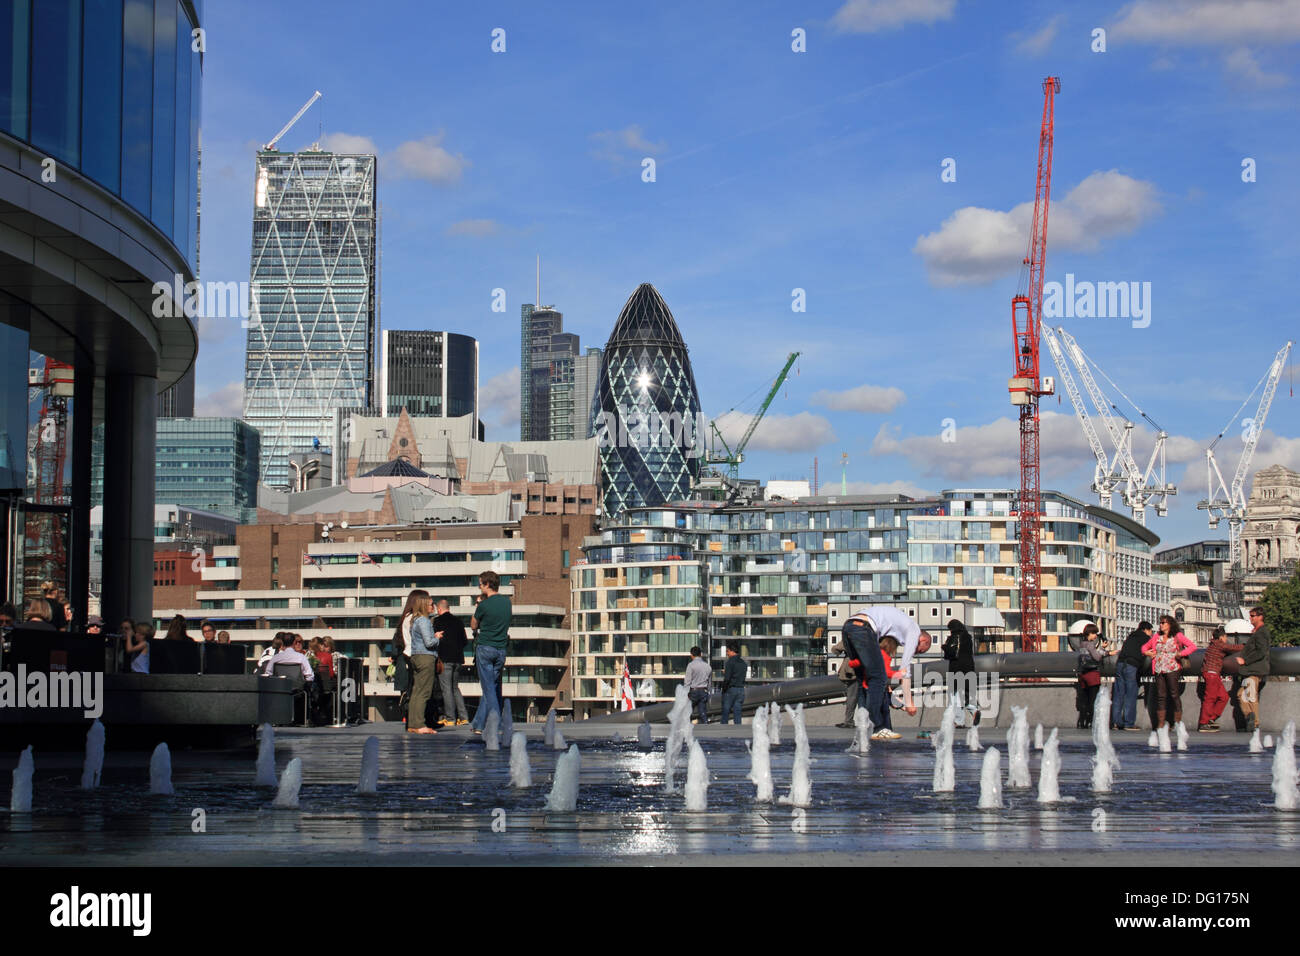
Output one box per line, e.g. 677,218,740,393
155,418,261,523
379,330,478,428
572,347,604,439
244,149,377,489
592,283,703,518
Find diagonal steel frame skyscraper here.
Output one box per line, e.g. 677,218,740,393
245,149,377,489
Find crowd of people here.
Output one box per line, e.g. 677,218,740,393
1076,606,1275,733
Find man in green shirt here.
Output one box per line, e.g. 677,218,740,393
470,570,511,733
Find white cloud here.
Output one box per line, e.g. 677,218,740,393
1014,15,1063,56
869,411,1202,484
195,381,243,419
589,125,667,167
389,135,469,185
318,132,379,154
811,383,906,413
481,367,521,431
712,410,836,453
445,219,500,238
1223,47,1290,88
831,0,957,33
1111,0,1300,45
1177,431,1300,498
913,170,1162,286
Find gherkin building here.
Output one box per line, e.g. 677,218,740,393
591,283,703,519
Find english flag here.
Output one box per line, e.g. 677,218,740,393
302,552,319,568
359,552,375,564
620,664,635,712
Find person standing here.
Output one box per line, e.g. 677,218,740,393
1075,623,1115,729
1197,625,1244,732
433,599,470,726
719,642,746,725
404,590,439,734
1235,607,1272,734
942,619,980,725
1142,615,1195,731
1112,621,1151,731
684,646,712,724
470,571,510,733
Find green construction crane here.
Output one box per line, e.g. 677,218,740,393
707,351,800,480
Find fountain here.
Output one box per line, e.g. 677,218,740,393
255,723,277,786
663,686,693,793
544,709,557,747
1175,721,1189,752
1091,687,1120,793
10,746,33,813
356,735,380,794
637,720,652,750
1005,706,1031,788
966,725,983,751
273,757,303,808
768,702,782,746
749,703,774,802
1272,721,1297,811
1034,723,1044,751
846,707,872,755
1037,728,1061,803
1148,731,1158,748
978,747,1003,809
684,740,709,811
1157,724,1172,753
932,699,957,792
509,732,531,788
500,706,514,741
484,711,501,751
149,743,174,795
80,719,105,790
780,706,812,808
1265,735,1274,749
544,744,580,811
1250,729,1264,753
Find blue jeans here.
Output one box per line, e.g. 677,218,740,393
1112,661,1138,728
720,688,744,724
689,688,709,723
845,620,888,730
471,645,506,730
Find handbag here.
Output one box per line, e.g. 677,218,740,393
1080,669,1101,688
436,658,445,675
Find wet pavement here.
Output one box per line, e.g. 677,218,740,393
2,722,1297,865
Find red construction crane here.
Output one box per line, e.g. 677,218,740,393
1009,76,1059,653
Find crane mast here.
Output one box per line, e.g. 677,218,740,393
1009,77,1059,653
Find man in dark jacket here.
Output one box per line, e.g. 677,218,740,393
1235,607,1271,734
433,599,470,726
942,619,979,725
719,642,746,725
1112,621,1151,731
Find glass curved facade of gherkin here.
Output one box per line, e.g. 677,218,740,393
591,283,703,519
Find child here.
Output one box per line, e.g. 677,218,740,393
848,635,903,740
1197,626,1243,732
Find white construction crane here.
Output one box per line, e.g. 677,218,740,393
1198,340,1293,572
1041,323,1124,510
1044,325,1176,525
263,90,322,151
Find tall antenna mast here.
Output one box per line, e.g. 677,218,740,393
536,255,540,306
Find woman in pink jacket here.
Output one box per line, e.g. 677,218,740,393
1142,614,1197,730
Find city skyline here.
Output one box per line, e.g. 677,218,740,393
192,0,1298,548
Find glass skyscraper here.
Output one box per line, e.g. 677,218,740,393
155,417,260,523
245,149,377,489
379,330,478,426
592,283,703,518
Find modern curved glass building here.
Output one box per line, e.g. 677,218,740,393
0,0,202,624
591,283,702,519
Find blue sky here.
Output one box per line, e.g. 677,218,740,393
193,0,1300,548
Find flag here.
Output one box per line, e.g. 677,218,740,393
302,553,319,568
620,664,635,712
359,551,375,564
